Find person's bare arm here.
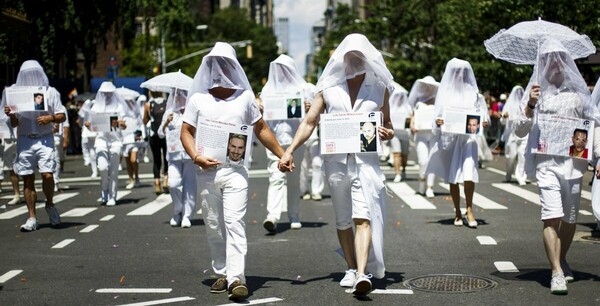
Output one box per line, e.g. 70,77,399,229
180,122,220,169
378,89,394,141
254,118,284,158
4,106,18,127
143,102,150,125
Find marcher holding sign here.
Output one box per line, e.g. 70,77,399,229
408,76,439,197
500,85,528,185
180,42,284,301
514,39,600,294
157,88,196,228
427,58,488,228
278,34,394,296
86,82,130,206
2,60,66,232
258,54,310,233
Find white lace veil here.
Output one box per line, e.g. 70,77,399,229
93,81,133,117
262,54,307,94
188,42,252,97
315,33,394,93
434,58,480,119
166,88,188,112
16,60,49,86
503,85,524,118
389,82,410,129
407,76,439,108
592,77,600,107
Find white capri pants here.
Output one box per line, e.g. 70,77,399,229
299,138,324,196
504,137,527,182
323,156,371,230
95,137,122,202
266,145,305,222
168,159,197,220
537,166,581,224
82,136,97,175
415,132,435,186
197,166,248,285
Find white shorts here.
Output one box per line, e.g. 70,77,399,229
122,143,140,158
14,134,56,175
390,136,409,154
536,166,581,223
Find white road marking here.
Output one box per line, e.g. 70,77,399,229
580,210,593,216
100,215,115,221
494,261,519,272
0,270,23,283
0,204,44,220
485,167,508,176
371,289,414,294
127,194,172,216
62,207,98,217
52,239,75,249
438,183,508,209
53,192,79,203
217,297,284,306
196,208,202,215
386,182,437,209
117,190,132,200
492,183,540,205
96,288,172,293
115,296,196,306
581,190,592,201
476,236,497,245
79,225,99,233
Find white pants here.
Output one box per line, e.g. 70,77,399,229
504,138,527,182
266,145,305,222
168,159,197,220
53,135,63,184
415,132,435,186
300,138,324,196
198,166,248,284
95,137,122,202
82,136,97,176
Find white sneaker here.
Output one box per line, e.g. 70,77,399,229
106,199,116,206
170,215,181,227
311,194,322,201
302,193,311,200
143,156,150,163
20,218,38,232
45,205,61,226
393,174,401,183
517,179,526,186
118,164,123,171
290,222,302,229
181,217,191,228
7,195,21,205
125,181,135,190
418,181,425,194
54,184,59,192
352,274,373,295
550,272,567,295
90,172,98,179
340,269,357,287
425,188,435,198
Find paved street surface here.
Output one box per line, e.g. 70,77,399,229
1,143,599,305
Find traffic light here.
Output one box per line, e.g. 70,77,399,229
152,65,160,74
246,44,253,59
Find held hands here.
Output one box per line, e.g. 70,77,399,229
378,127,394,141
277,150,295,173
193,155,221,169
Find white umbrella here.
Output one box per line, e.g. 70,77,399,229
115,86,141,101
484,18,596,65
140,70,193,93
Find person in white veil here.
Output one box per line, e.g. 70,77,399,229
157,88,196,228
299,82,325,200
408,76,439,197
427,58,488,228
86,81,130,206
591,77,600,231
78,99,98,178
180,42,284,301
514,39,600,295
0,97,20,205
258,54,310,233
500,85,527,185
2,60,67,232
278,33,394,296
121,92,144,189
388,82,410,183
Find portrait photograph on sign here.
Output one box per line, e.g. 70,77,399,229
320,111,382,155
441,106,483,136
535,114,594,160
195,117,254,168
89,112,119,133
261,90,304,120
5,86,48,112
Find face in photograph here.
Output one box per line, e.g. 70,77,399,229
360,121,377,152
466,116,480,134
570,129,588,157
33,93,45,110
227,134,247,162
110,116,119,131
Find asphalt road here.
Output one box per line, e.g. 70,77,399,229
0,143,599,305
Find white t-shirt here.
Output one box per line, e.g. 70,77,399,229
182,89,261,128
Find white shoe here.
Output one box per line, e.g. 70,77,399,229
311,194,322,201
7,195,21,205
290,222,302,229
143,156,150,163
340,269,357,288
425,188,434,198
550,272,567,295
45,205,61,226
106,199,116,206
393,174,401,183
302,193,311,200
181,217,191,228
352,274,373,296
20,218,38,232
517,179,526,186
466,215,478,228
170,215,181,227
418,181,425,194
90,172,98,179
54,184,59,192
118,164,123,171
125,181,135,190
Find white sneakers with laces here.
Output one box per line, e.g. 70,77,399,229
181,217,192,228
393,174,401,183
352,273,373,295
340,269,357,287
20,218,38,232
550,272,567,295
425,187,435,198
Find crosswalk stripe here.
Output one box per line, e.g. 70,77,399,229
96,288,172,293
80,225,99,233
580,210,593,216
117,191,132,200
62,208,98,217
494,261,519,273
127,194,172,216
53,192,79,203
477,236,497,245
216,297,284,306
485,167,508,176
438,183,508,209
0,203,44,220
100,215,115,221
371,289,414,294
52,239,75,249
581,190,592,201
0,270,23,283
115,296,196,306
492,183,540,205
386,182,437,209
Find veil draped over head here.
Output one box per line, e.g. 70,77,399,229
434,58,480,119
389,82,410,130
166,88,188,112
16,60,49,86
262,54,306,94
407,76,439,108
93,81,134,117
316,33,394,93
188,42,252,98
521,38,594,117
503,85,524,118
